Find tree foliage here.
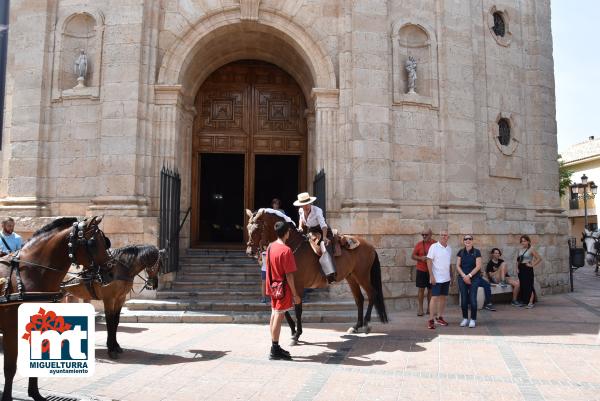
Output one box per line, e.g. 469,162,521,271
558,154,573,197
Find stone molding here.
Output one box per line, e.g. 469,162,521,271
488,6,513,47
51,8,105,102
391,19,439,109
240,0,260,21
157,9,337,92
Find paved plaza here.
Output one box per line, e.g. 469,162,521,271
3,266,600,401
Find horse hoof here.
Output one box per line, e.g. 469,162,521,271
362,325,371,335
28,393,46,401
347,327,358,334
108,350,120,359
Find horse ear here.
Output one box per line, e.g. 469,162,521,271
246,209,253,218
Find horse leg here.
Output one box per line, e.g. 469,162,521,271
105,310,119,359
2,324,18,401
28,377,46,401
346,275,364,334
113,305,124,353
284,311,296,338
290,302,303,346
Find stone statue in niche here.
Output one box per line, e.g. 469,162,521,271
405,55,417,94
74,49,88,88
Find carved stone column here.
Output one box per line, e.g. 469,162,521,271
305,109,316,182
311,88,339,211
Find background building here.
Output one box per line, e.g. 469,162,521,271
1,0,569,309
560,136,599,237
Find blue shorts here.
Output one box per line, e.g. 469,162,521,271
431,281,450,296
261,270,266,280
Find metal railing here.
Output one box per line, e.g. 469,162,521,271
159,166,182,274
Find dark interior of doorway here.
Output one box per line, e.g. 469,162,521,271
198,153,245,243
254,155,300,220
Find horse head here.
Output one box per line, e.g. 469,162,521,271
143,247,164,290
70,216,112,272
246,208,283,257
583,228,600,266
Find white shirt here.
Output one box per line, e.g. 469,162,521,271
298,205,327,229
426,242,452,283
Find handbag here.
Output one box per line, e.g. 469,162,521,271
266,246,285,300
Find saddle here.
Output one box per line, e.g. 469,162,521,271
307,229,360,257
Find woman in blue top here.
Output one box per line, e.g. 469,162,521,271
456,235,482,328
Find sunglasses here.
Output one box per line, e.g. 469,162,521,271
421,233,430,237
463,237,473,241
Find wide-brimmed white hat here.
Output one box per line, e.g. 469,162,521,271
293,192,317,206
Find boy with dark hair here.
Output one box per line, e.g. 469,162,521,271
266,221,301,360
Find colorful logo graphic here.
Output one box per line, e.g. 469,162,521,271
18,303,95,377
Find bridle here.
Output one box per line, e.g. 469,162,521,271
247,211,306,256
582,231,600,260
67,221,114,283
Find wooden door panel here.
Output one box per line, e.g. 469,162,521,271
192,61,307,246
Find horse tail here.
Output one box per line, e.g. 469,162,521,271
369,251,389,323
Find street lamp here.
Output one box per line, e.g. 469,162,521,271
570,174,598,230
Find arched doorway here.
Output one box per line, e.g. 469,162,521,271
191,60,307,246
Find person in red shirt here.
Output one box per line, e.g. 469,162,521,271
411,228,435,316
266,221,301,360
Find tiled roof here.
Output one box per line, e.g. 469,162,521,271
561,137,600,164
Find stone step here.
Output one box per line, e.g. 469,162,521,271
175,272,261,282
171,281,259,290
178,264,259,274
185,248,247,256
179,255,258,265
125,299,356,313
112,307,357,324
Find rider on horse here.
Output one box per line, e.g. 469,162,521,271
293,192,337,283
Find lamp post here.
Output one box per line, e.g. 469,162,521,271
570,174,598,230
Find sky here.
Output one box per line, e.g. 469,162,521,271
552,0,600,153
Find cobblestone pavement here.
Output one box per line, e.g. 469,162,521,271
2,266,600,401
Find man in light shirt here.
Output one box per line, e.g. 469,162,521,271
0,217,22,256
293,192,336,283
426,229,452,330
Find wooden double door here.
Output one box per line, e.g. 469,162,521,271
191,60,307,246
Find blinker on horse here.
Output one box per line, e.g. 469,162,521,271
246,208,388,345
0,216,111,401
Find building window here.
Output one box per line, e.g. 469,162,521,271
492,12,506,37
498,118,510,146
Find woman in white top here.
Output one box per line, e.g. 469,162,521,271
293,192,336,283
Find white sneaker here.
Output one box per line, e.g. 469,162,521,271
468,319,476,328
460,318,468,327
526,303,534,309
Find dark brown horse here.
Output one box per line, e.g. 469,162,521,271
0,216,111,401
63,244,162,359
245,209,388,344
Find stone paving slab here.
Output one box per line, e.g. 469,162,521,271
1,266,600,401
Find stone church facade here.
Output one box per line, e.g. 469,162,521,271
1,0,569,307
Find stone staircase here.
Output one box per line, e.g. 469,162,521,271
121,248,356,324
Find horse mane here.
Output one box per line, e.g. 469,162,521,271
111,244,158,269
22,217,79,250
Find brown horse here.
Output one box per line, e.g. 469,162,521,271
0,216,111,401
63,244,162,359
245,209,388,344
